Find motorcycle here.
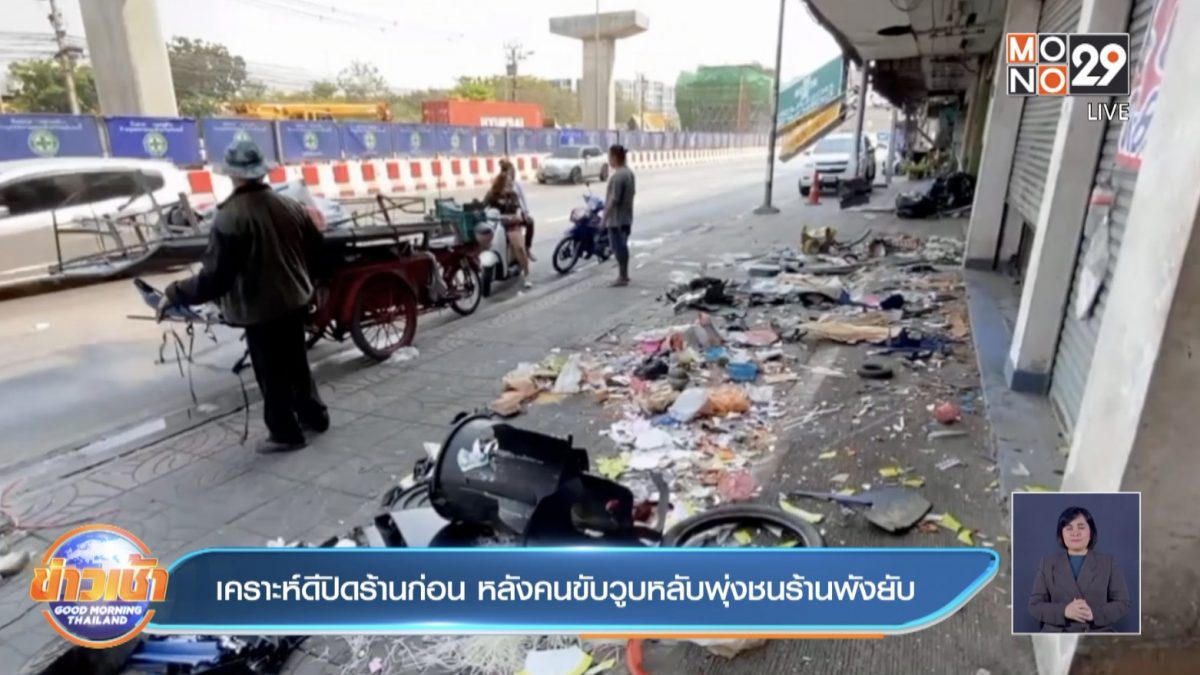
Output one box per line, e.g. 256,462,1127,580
551,189,611,274
474,208,526,298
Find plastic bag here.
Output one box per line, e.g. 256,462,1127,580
668,388,710,422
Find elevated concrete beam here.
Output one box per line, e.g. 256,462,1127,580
550,11,648,130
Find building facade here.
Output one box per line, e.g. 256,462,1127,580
801,0,1197,673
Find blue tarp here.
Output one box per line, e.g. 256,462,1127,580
0,114,105,161
106,117,202,165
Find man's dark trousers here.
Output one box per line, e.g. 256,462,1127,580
244,307,328,443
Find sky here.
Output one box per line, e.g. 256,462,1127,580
2,0,841,92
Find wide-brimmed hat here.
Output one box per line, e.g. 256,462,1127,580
217,138,272,179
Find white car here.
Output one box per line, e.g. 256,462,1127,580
0,157,190,284
797,132,876,197
537,145,610,185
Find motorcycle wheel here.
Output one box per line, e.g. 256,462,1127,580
448,265,482,316
662,503,825,548
552,238,580,274
480,266,494,298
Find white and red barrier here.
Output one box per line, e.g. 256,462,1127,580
183,148,763,209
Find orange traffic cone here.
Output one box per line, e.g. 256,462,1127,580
808,172,822,205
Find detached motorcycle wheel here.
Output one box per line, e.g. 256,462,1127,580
552,238,580,274
662,503,825,548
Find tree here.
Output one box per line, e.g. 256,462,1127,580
447,76,580,126
309,80,339,100
450,77,495,102
5,59,99,113
167,37,250,117
337,62,388,100
615,89,638,128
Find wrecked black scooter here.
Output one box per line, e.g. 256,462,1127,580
370,413,826,549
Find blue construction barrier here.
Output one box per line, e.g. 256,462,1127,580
476,128,504,156
201,118,276,164
341,121,394,159
0,113,105,160
278,120,341,162
106,116,202,166
392,124,433,157
1,112,765,165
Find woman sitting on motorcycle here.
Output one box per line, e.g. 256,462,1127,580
484,171,533,289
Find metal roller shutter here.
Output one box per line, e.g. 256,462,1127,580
1050,0,1157,434
1005,0,1083,227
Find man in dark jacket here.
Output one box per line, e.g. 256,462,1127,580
160,139,328,453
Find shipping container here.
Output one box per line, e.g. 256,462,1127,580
421,101,544,128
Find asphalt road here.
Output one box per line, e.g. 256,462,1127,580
0,155,804,471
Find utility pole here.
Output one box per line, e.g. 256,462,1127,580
637,73,647,125
504,42,532,102
47,0,81,114
754,0,786,216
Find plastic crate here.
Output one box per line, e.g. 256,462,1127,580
433,199,486,243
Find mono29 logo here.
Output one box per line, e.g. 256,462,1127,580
1006,33,1130,97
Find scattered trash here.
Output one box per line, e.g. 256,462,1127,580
794,363,847,378
385,346,420,363
0,549,30,576
717,471,758,502
818,451,838,460
726,361,759,382
369,656,385,673
778,495,825,524
933,401,962,425
668,387,710,422
936,458,966,471
856,361,894,380
596,455,629,480
901,477,926,488
938,512,964,533
787,487,931,533
928,429,968,441
799,321,895,345
1012,461,1031,477
691,637,769,659
878,466,904,478
519,646,593,675
708,385,751,415
830,473,850,484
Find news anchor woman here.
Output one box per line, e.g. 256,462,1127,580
1028,506,1131,632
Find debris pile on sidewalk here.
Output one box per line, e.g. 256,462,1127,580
482,230,980,540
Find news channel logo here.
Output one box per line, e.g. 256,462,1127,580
1006,33,1130,97
28,524,169,648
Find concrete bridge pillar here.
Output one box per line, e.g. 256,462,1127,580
79,0,178,116
550,11,648,130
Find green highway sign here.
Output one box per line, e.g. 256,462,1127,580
777,57,846,131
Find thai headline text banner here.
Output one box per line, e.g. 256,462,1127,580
148,548,998,636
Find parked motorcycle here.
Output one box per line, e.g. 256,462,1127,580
474,208,526,297
551,190,611,274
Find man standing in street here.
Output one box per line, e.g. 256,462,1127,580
500,159,536,261
159,139,329,453
603,144,636,286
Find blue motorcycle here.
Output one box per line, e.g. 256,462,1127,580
552,191,612,274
